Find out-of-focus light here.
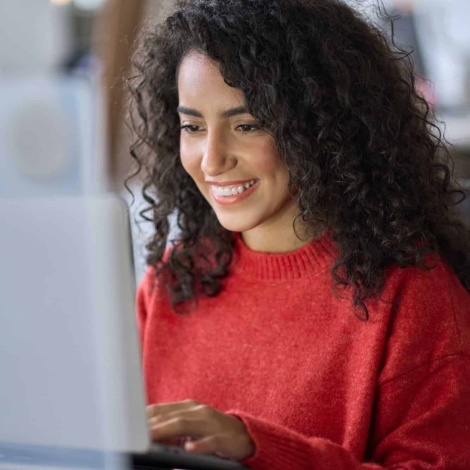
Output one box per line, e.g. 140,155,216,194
50,0,72,5
73,0,106,11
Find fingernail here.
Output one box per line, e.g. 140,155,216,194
185,441,196,451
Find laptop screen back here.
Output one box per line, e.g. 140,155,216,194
0,195,149,453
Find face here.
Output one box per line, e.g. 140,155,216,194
177,51,300,242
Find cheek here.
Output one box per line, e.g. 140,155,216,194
255,153,284,174
253,141,288,180
180,142,201,180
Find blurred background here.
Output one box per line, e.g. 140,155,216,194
1,0,470,284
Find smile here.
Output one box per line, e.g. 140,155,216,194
210,179,259,205
212,180,256,197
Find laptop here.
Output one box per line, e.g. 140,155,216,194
0,194,248,470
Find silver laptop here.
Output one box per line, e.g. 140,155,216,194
0,194,248,470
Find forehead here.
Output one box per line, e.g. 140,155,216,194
177,51,245,106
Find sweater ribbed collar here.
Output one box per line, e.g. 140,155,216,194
230,231,338,281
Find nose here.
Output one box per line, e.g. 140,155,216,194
201,130,236,177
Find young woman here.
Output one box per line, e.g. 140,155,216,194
128,0,470,468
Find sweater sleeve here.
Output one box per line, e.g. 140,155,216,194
226,354,470,470
226,261,470,470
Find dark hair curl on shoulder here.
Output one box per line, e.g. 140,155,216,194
126,0,470,320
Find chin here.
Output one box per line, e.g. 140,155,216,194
215,213,260,234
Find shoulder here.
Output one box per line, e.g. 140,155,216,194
382,254,470,318
386,252,456,284
136,248,172,310
138,264,158,294
377,256,470,384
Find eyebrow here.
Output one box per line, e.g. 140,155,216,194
177,105,249,119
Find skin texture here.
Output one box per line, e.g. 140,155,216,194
147,400,256,460
178,51,311,253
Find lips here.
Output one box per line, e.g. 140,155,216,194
210,179,260,206
206,178,258,187
212,179,257,196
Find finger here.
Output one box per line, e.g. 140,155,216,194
150,404,211,425
185,436,231,459
149,404,217,435
149,417,210,442
147,399,200,419
147,402,192,420
156,437,191,448
184,435,217,454
148,405,208,428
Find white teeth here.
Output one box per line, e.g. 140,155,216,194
213,180,257,197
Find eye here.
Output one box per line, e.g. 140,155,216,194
237,124,261,133
180,125,202,134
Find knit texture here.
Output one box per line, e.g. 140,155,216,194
136,233,470,470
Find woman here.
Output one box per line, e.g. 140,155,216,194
127,0,470,468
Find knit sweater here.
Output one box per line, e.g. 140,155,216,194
136,232,470,470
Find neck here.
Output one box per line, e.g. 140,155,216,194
241,220,314,253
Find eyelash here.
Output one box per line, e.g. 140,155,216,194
180,124,261,134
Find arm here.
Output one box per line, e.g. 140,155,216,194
228,261,470,470
227,354,470,470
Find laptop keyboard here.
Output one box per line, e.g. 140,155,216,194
0,443,108,469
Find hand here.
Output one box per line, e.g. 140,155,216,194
147,399,256,461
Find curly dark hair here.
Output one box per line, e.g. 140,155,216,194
126,0,470,319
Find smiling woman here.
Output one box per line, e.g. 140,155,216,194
126,0,470,469
176,51,301,251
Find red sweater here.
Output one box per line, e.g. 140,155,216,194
136,232,470,470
